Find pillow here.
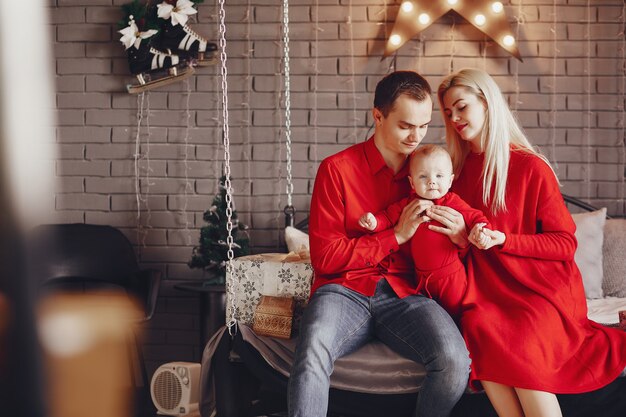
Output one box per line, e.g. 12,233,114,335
602,218,626,297
285,226,310,254
571,207,607,299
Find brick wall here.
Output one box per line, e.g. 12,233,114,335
49,0,626,375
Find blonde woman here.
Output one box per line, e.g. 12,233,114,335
426,68,626,417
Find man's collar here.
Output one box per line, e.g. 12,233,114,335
364,136,387,175
364,136,410,179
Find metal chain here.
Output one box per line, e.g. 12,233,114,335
282,0,294,207
218,0,237,336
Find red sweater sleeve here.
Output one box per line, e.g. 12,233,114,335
446,193,490,230
373,196,410,232
499,158,577,261
309,159,400,275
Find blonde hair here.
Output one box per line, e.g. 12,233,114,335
437,68,555,213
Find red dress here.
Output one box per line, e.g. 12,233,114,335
453,149,626,393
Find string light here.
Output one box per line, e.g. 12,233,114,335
385,0,522,60
512,1,526,112
182,78,193,246
550,0,559,172
617,2,626,215
143,92,153,248
348,1,358,143
134,92,145,252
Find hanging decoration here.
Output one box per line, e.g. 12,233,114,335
385,0,522,61
116,0,218,94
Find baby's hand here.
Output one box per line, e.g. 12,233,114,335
358,213,377,231
469,223,506,250
469,223,490,249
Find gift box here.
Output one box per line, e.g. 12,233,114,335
226,252,314,331
252,295,295,339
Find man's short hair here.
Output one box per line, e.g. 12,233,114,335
374,71,432,117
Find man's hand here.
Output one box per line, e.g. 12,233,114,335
358,212,377,231
469,224,506,250
393,199,433,245
425,205,469,248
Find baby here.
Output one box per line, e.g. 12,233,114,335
359,144,490,319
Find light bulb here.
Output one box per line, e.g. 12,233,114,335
474,14,486,26
502,35,515,46
418,13,430,25
401,1,413,13
492,2,503,13
390,34,402,46
447,0,458,5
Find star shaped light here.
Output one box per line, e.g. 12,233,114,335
385,0,522,61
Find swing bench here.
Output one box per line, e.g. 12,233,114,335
198,194,626,417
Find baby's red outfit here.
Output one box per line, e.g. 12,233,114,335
373,192,488,318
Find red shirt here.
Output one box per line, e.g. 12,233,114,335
309,137,417,298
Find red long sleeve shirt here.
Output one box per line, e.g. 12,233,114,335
308,137,418,298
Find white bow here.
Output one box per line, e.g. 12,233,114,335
157,0,197,27
118,19,158,50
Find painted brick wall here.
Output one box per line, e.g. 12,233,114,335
48,0,626,375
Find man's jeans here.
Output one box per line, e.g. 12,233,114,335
288,279,470,417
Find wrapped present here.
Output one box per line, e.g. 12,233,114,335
226,252,314,331
252,295,295,339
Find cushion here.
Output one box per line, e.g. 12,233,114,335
285,226,310,254
586,296,626,325
571,208,607,299
602,218,626,297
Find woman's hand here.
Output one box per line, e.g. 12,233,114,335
394,199,433,245
425,205,469,248
469,223,506,250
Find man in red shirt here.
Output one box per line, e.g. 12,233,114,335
288,71,471,417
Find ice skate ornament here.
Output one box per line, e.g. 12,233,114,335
155,0,217,66
118,15,194,94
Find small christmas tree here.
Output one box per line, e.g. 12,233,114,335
189,176,250,285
